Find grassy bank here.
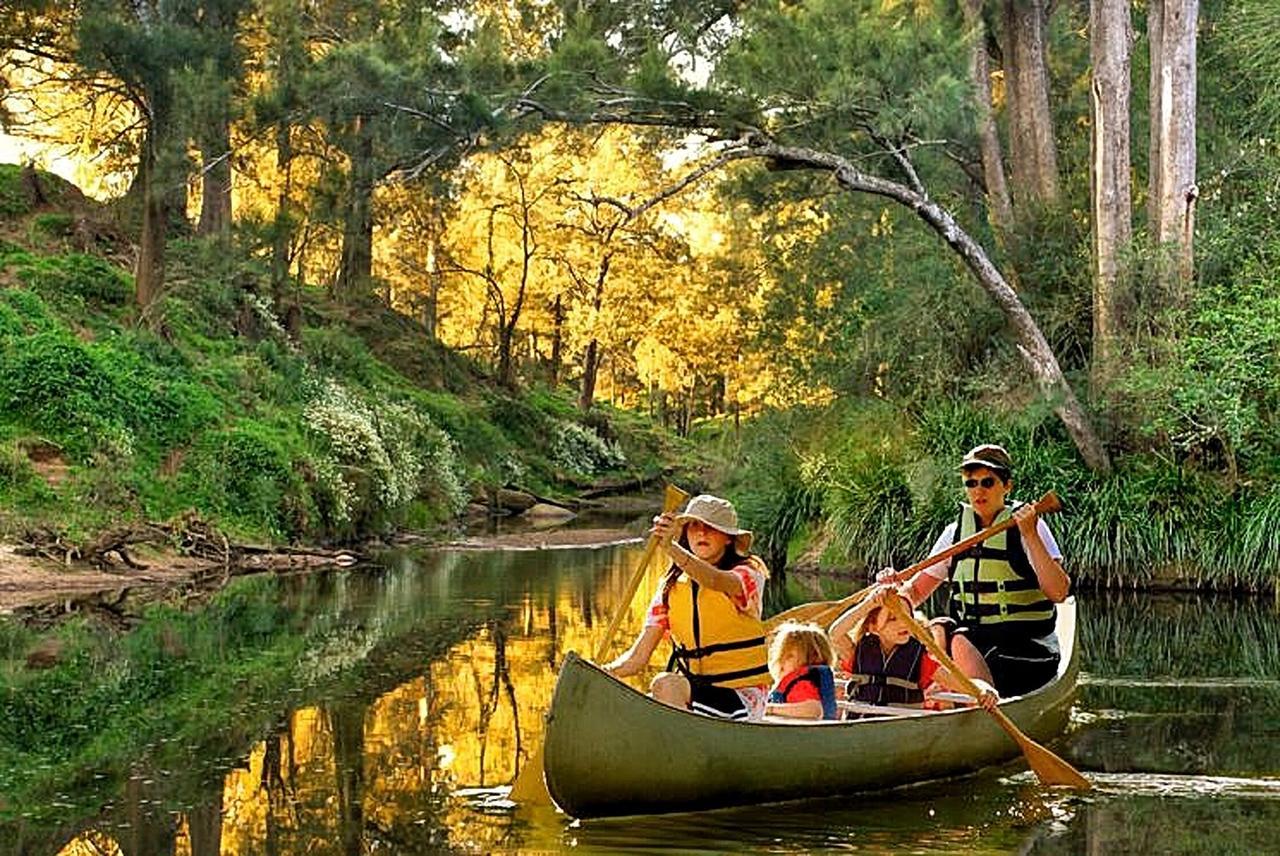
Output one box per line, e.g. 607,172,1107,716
710,399,1280,595
0,165,688,549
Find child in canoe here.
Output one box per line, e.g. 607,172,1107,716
831,587,998,712
764,621,839,720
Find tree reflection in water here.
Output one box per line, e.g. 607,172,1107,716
12,555,1280,855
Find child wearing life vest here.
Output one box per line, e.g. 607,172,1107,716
764,621,839,720
831,587,998,712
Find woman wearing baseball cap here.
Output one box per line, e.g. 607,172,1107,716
878,444,1071,696
604,494,772,720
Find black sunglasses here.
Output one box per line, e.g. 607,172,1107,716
963,476,1000,489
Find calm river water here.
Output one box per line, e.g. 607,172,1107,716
4,539,1280,854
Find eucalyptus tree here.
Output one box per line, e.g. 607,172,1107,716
1090,0,1133,388
1148,0,1198,290
1000,0,1060,210
189,0,250,239
519,0,1112,470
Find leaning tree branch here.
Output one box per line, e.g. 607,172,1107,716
613,136,1112,472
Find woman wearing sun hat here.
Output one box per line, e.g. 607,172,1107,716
604,494,772,720
877,444,1071,696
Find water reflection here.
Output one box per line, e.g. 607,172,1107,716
6,549,1279,854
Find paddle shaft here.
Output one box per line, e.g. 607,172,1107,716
884,595,1090,789
511,484,689,805
769,491,1061,631
883,491,1061,586
594,484,690,661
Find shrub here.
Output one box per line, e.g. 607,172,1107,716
302,327,383,387
0,331,218,459
0,288,59,333
16,253,131,307
29,212,74,239
0,440,33,490
181,422,303,537
0,332,124,455
0,165,29,217
549,420,626,476
303,379,468,529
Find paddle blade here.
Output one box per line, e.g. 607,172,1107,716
1017,731,1091,789
509,741,553,805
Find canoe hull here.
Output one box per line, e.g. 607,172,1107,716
543,599,1079,817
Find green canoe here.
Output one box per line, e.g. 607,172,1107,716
542,597,1080,818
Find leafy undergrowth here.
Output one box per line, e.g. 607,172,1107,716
0,165,689,546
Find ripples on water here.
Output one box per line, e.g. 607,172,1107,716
2,548,1279,854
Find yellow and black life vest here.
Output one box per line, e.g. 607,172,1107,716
665,573,770,689
847,635,926,706
947,503,1056,637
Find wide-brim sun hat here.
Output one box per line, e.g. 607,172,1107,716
675,494,753,553
958,443,1013,476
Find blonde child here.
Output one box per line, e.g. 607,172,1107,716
831,587,998,711
764,621,839,720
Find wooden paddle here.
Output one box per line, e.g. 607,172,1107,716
509,483,691,805
768,491,1063,632
884,591,1091,789
765,584,876,630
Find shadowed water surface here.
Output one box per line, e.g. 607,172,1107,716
2,544,1278,854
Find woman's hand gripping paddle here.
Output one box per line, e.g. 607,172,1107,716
509,484,691,805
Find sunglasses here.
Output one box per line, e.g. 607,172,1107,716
963,476,1000,489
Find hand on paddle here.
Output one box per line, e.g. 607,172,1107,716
874,565,897,584
651,511,680,543
1012,503,1040,537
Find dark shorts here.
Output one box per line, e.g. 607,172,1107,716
688,682,751,720
952,626,1060,697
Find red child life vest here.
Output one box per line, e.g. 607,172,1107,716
768,664,838,719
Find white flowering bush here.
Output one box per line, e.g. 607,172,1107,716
303,377,467,524
550,420,627,476
244,291,288,339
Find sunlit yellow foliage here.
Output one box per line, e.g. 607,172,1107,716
55,831,124,856
0,53,137,199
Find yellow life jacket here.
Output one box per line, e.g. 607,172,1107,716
665,568,770,689
948,503,1056,636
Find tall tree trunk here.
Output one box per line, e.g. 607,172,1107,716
549,293,563,385
135,123,166,313
740,142,1112,472
498,322,516,388
578,258,610,413
1152,0,1198,291
423,211,442,340
579,339,600,412
1090,0,1133,389
964,0,1015,240
337,114,375,300
1001,0,1061,211
1147,0,1164,230
196,116,233,238
271,119,300,338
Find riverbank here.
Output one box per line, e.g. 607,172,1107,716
0,167,695,609
0,495,650,617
